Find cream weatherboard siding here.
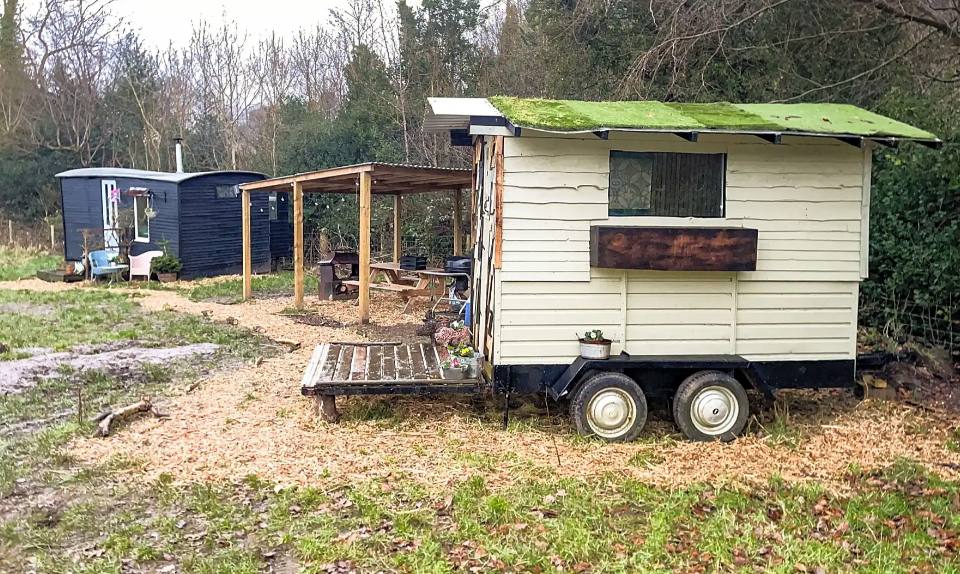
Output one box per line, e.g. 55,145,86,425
493,132,864,365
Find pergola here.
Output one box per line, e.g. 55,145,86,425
239,162,473,323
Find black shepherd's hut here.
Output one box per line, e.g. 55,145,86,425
56,167,292,279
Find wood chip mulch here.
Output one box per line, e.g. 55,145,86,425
1,277,953,491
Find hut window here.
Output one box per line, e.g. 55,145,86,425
216,184,240,198
268,193,278,221
609,151,725,217
134,196,150,241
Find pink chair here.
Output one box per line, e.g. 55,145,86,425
129,250,164,281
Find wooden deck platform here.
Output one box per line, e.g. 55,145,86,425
300,342,481,398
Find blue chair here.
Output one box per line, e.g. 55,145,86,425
89,250,128,281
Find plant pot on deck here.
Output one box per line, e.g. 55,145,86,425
579,339,612,360
462,355,482,378
157,272,178,283
441,367,466,380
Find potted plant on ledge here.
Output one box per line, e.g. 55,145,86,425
151,252,182,283
579,329,612,360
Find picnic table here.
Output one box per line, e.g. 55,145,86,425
344,262,450,313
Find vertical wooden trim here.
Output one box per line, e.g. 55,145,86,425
493,135,504,269
453,188,462,255
620,270,628,355
393,194,402,264
293,181,304,309
860,143,872,279
359,171,372,324
242,188,252,299
730,273,738,354
471,139,481,248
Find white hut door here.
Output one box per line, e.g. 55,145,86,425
100,180,119,250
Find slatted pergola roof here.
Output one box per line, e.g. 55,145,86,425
240,162,471,195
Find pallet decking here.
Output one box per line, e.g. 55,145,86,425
301,343,481,420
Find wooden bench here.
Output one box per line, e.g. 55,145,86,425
301,342,481,422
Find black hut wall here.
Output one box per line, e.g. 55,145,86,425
60,176,179,261
177,173,270,279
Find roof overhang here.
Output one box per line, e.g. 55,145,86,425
240,162,471,194
425,97,943,149
423,97,502,133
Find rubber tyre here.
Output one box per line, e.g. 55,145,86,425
570,372,647,443
673,370,749,442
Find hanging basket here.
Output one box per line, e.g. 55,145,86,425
144,207,158,219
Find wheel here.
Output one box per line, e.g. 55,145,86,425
570,372,647,442
672,370,749,442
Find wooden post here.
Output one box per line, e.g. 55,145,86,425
242,188,252,299
393,194,402,264
453,188,462,256
82,231,90,280
315,395,340,423
359,171,372,324
50,225,55,250
7,220,12,245
293,181,304,309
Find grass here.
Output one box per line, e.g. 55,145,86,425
0,288,268,359
0,246,62,281
184,271,319,304
0,285,275,494
2,459,959,574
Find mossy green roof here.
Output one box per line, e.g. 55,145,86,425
488,97,938,141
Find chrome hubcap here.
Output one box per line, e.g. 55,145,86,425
586,389,636,438
690,386,739,436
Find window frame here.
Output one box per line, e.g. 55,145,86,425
608,150,726,219
216,184,239,199
268,192,278,221
133,195,150,242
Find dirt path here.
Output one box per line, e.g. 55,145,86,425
4,277,960,490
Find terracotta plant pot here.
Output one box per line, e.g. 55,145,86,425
579,339,612,360
157,272,178,283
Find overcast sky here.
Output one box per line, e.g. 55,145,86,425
24,0,353,49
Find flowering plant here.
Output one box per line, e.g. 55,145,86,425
581,329,606,343
435,324,471,347
441,358,466,370
456,345,475,358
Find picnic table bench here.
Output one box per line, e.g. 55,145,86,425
342,262,448,313
301,342,481,421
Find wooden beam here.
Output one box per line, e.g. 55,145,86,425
359,171,372,324
241,164,375,191
591,226,759,272
293,181,304,309
393,194,402,264
453,188,462,255
242,188,252,299
493,136,504,269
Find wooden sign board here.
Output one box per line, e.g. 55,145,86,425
590,226,758,272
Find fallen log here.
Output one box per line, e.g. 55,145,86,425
275,338,302,350
93,397,153,438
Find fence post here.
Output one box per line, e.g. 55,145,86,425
7,220,12,245
50,225,55,250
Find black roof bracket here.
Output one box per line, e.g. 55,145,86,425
836,136,864,148
756,133,782,144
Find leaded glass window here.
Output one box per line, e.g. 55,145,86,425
609,151,653,216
